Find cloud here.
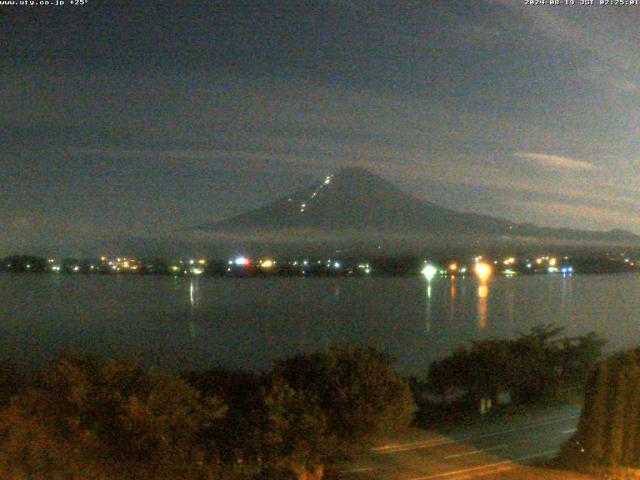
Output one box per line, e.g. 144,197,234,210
517,199,640,232
513,152,598,171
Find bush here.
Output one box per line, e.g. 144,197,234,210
426,326,605,408
0,345,415,480
0,353,226,480
188,345,416,479
273,345,416,450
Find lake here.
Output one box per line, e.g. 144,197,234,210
1,272,639,375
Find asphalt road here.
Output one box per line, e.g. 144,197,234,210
339,404,592,480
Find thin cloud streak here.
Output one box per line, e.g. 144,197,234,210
518,199,640,232
514,152,598,171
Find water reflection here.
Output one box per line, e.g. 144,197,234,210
474,262,493,331
188,278,199,339
560,275,574,334
3,273,639,376
477,282,489,330
449,277,457,324
506,289,515,334
425,281,432,333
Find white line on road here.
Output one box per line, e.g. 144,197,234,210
343,467,375,473
444,444,507,459
562,428,576,434
373,415,579,454
406,449,558,480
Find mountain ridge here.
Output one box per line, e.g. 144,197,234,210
196,166,639,244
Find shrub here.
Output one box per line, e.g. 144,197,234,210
0,353,226,480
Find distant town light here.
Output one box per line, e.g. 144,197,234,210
422,264,438,282
449,262,458,272
234,256,250,267
260,259,275,269
474,262,492,281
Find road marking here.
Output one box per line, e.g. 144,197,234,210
343,467,375,473
407,460,513,480
562,428,576,434
444,444,507,459
373,415,579,454
406,449,558,480
472,465,514,478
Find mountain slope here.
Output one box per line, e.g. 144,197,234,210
196,167,639,243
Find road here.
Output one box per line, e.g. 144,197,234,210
338,404,596,480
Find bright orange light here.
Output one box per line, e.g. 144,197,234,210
474,262,493,281
549,257,557,267
536,258,543,265
198,259,206,265
260,259,275,268
449,262,458,271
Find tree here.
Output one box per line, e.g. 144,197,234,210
187,369,333,480
427,326,605,408
0,353,226,480
561,348,640,469
606,368,627,465
259,378,329,480
273,345,416,450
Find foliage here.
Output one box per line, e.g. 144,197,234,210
426,326,605,406
258,378,329,480
187,369,331,480
0,353,226,480
273,345,416,450
186,368,266,467
187,345,415,479
0,345,415,480
560,348,640,469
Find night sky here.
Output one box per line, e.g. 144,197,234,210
2,1,640,254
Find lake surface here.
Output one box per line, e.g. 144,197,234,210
1,273,639,375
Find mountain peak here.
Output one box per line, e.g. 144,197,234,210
195,169,640,245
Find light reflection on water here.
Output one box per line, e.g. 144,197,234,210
425,282,432,333
0,273,639,375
